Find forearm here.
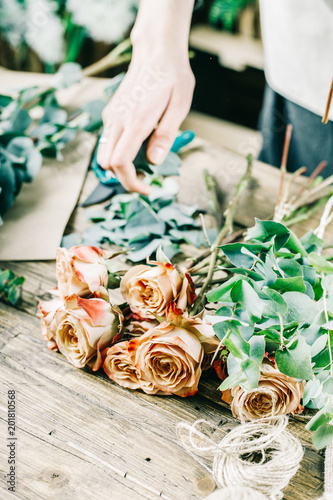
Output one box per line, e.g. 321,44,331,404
131,0,195,57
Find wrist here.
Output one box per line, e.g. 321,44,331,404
131,0,194,58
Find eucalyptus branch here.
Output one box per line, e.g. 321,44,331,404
82,38,132,77
204,168,222,229
190,154,253,315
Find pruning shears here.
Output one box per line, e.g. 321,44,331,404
82,129,195,207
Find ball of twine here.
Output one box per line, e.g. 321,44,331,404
205,486,268,500
177,416,303,500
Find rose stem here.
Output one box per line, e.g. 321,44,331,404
284,195,330,227
289,161,327,207
199,213,212,247
204,169,223,229
190,154,253,315
322,77,333,125
314,194,333,240
274,124,293,221
186,229,244,272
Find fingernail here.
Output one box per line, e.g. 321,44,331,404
149,146,165,165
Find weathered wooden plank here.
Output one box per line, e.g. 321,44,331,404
0,415,157,500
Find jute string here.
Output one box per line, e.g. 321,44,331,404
177,416,303,500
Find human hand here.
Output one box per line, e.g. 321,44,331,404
97,0,195,195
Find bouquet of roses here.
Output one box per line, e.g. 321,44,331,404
39,245,222,397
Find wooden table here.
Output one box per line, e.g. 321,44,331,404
0,69,330,500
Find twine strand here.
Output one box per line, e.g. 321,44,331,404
177,416,303,500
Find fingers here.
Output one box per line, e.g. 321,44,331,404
112,160,150,196
96,124,123,170
147,87,194,165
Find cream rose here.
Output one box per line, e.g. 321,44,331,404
102,341,159,394
228,362,305,421
38,296,63,350
56,245,113,299
128,322,204,397
120,260,196,319
53,295,122,370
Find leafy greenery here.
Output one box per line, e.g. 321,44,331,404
0,62,126,220
207,218,333,449
0,268,25,306
81,143,217,262
209,0,255,31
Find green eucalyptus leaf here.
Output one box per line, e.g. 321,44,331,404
301,231,324,254
312,423,333,450
158,203,199,227
0,94,13,108
1,108,32,133
0,269,15,291
7,284,20,305
81,100,105,131
322,275,333,293
240,358,260,389
219,370,247,391
246,219,291,250
302,265,317,286
230,280,265,323
249,335,265,365
127,238,163,263
262,288,288,318
270,276,307,294
278,259,303,278
52,62,83,89
124,207,165,239
308,252,333,274
275,335,313,380
303,379,323,406
306,405,333,431
283,291,318,323
323,376,333,395
40,106,67,125
223,327,250,359
206,275,243,303
221,241,271,268
7,137,43,182
310,334,328,357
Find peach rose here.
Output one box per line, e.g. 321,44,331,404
120,260,196,319
38,296,63,350
53,295,123,370
128,321,204,397
228,362,305,421
102,341,159,394
56,245,114,299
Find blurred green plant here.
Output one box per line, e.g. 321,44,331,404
0,268,25,306
209,0,255,31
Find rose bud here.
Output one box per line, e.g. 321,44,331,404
53,295,123,370
56,245,115,299
120,259,196,319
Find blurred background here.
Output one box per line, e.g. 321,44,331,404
0,0,264,136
